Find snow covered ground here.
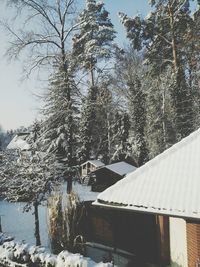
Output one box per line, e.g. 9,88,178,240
0,200,49,247
72,182,99,202
0,240,115,267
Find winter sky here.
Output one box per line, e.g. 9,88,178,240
0,0,150,131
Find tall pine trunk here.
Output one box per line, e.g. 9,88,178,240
168,1,178,73
34,202,41,246
168,0,194,139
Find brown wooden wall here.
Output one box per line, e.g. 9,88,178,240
186,222,200,267
83,205,163,264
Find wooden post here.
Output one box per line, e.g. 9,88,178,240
156,215,170,265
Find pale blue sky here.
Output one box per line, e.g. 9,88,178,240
0,0,150,131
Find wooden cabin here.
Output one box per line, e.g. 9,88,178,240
90,161,137,192
80,160,105,179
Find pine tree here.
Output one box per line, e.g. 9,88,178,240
94,79,117,163
73,0,117,163
145,69,176,158
78,85,98,163
114,48,148,166
186,3,200,128
39,64,78,192
73,0,116,81
111,112,131,163
119,0,196,141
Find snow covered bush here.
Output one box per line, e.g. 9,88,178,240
0,241,115,267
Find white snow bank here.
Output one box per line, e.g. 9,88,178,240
72,182,99,202
0,241,115,267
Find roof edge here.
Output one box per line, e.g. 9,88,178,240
93,200,200,221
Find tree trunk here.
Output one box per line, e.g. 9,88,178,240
168,1,178,73
67,177,72,194
34,202,41,246
0,216,2,232
107,112,112,164
90,58,95,87
161,79,167,148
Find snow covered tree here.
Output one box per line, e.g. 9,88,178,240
78,85,98,163
185,3,200,128
113,47,148,166
95,82,117,164
78,74,119,164
73,0,117,163
145,69,176,158
111,112,131,163
4,0,81,190
119,0,197,140
73,0,116,86
0,145,59,245
39,64,79,193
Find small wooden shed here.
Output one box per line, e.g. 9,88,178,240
90,161,137,192
80,160,105,178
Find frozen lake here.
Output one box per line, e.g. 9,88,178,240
0,200,50,248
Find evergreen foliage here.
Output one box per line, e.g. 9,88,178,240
119,0,198,141
38,65,79,192
73,0,117,163
114,48,148,165
2,0,200,195
72,0,116,73
1,0,200,255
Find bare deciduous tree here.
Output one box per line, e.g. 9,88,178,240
3,0,79,76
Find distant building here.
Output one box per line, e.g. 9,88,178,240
90,161,137,192
94,128,200,267
7,133,30,151
80,160,105,180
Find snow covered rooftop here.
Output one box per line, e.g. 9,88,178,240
102,161,137,176
94,129,200,220
81,160,105,167
7,133,30,151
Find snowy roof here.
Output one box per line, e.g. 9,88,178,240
94,129,200,220
81,160,105,167
100,161,137,176
7,134,30,151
